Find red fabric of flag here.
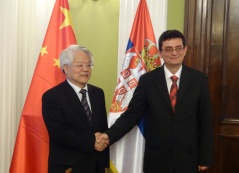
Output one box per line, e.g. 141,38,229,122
110,0,161,114
108,0,161,172
10,0,77,172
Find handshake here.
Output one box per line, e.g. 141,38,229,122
94,133,109,152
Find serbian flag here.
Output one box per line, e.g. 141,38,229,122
108,0,161,172
9,0,77,172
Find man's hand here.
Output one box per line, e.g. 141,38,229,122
97,133,109,142
94,132,109,152
198,165,209,171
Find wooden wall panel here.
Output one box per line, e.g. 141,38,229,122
184,0,239,172
219,136,239,173
222,0,239,120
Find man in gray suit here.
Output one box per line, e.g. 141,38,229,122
42,45,109,173
98,30,213,173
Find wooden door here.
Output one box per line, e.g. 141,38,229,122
184,0,239,172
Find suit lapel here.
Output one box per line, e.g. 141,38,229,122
62,81,93,129
87,85,100,130
87,85,95,121
153,67,172,109
152,66,191,112
177,65,190,104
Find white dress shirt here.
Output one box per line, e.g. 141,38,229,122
164,65,182,94
67,80,92,111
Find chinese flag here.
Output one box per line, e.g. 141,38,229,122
9,0,77,172
108,0,161,172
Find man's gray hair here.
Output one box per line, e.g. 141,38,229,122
60,45,94,72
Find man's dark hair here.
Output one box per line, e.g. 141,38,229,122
158,30,186,51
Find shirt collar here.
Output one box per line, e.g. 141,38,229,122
164,65,182,80
67,79,88,94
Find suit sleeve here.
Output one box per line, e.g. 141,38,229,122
106,77,146,145
98,89,110,167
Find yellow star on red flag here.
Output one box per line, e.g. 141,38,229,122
9,1,77,172
40,46,48,56
54,58,60,68
60,7,73,29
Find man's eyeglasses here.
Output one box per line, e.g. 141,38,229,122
71,63,94,69
162,46,185,54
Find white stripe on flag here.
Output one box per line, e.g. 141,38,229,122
108,113,145,173
108,1,167,173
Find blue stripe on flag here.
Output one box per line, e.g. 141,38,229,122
137,115,146,138
126,39,134,51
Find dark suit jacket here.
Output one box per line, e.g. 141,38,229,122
106,65,213,173
42,81,109,173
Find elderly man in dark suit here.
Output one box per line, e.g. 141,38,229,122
42,45,109,173
98,30,213,173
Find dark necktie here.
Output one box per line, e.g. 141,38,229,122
170,76,178,112
80,89,92,126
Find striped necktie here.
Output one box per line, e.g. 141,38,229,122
170,76,178,112
80,89,92,126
